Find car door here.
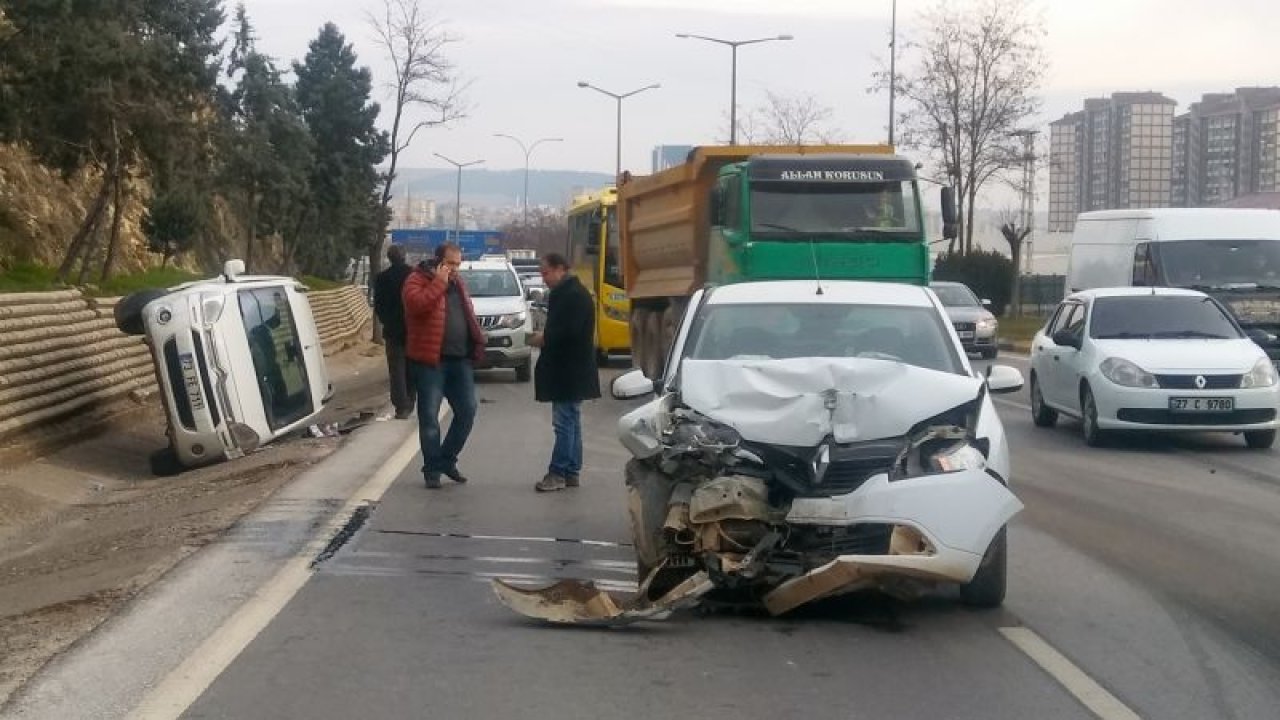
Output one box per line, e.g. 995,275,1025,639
1053,301,1090,413
1040,301,1083,409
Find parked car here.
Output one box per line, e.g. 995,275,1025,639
493,280,1026,625
930,281,999,358
1029,287,1280,448
115,260,332,473
457,259,536,382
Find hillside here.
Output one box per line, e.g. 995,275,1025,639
391,168,615,209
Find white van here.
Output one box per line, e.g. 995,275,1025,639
116,260,332,472
1065,208,1280,361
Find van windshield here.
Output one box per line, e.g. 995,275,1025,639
1159,239,1280,289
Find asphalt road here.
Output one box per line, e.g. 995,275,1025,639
170,357,1280,720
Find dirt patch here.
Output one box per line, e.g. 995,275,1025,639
0,339,392,706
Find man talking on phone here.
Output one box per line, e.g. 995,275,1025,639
402,242,486,489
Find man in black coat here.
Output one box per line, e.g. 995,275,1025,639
529,253,600,492
373,244,415,419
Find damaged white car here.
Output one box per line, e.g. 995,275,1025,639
494,280,1026,625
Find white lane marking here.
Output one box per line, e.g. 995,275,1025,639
129,419,426,720
999,627,1142,720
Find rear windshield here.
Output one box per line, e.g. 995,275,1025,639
1089,295,1242,340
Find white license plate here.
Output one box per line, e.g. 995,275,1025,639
1169,397,1233,412
958,331,975,339
179,353,205,411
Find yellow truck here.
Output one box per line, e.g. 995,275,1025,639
565,186,631,363
619,144,952,379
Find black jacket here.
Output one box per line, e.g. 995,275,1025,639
535,275,601,403
373,260,413,345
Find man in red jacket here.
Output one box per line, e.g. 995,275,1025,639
402,243,486,488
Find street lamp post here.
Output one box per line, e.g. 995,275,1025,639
889,0,897,146
493,134,563,225
577,81,660,181
434,152,484,244
675,32,793,145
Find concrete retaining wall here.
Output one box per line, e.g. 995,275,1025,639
0,285,370,442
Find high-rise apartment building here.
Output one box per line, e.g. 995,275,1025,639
1048,92,1175,231
1172,88,1280,207
652,145,693,172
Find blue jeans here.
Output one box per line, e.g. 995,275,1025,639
410,358,477,475
550,401,582,477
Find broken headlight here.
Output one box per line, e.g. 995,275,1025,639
928,442,987,473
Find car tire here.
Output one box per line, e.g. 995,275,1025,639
1081,385,1105,447
514,359,531,383
1245,429,1276,450
114,288,170,336
596,348,610,367
625,460,687,601
959,526,1007,608
1030,374,1058,428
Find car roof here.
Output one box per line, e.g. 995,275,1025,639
1066,286,1208,301
459,260,514,271
706,280,936,308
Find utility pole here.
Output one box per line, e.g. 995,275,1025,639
434,153,484,243
675,33,792,146
578,81,661,181
494,134,563,225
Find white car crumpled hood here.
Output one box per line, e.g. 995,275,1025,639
680,357,983,446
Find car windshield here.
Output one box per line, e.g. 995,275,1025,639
1159,239,1280,289
931,284,981,308
1089,295,1243,340
685,302,963,374
459,269,521,297
751,180,921,235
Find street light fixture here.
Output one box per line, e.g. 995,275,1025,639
434,152,484,244
577,81,661,181
675,32,793,145
493,133,563,225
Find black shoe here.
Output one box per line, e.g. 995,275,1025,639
444,467,468,484
424,473,442,489
395,408,414,420
565,474,580,488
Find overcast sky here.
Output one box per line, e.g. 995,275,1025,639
241,0,1278,186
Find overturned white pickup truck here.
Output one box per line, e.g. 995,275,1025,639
494,280,1026,625
115,260,332,473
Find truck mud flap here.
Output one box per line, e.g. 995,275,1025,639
491,571,716,627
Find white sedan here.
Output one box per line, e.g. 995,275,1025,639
1029,287,1280,448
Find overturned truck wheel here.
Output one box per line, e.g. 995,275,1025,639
114,288,170,336
959,526,1007,608
625,459,690,601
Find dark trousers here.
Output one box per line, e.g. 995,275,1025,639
411,358,477,476
385,339,414,415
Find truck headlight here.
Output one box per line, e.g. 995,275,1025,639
498,311,528,330
1240,358,1278,388
603,304,629,322
1100,357,1157,388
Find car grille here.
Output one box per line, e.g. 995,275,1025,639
478,315,501,330
788,523,894,556
953,322,976,332
1116,408,1276,425
811,438,905,496
1154,374,1242,390
163,339,196,430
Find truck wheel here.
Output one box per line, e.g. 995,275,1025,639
149,446,184,477
642,310,664,380
114,288,170,336
959,526,1007,608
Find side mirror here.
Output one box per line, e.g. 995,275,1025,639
986,364,1025,394
611,368,658,400
981,298,993,308
940,187,958,241
527,287,546,303
1051,330,1080,350
1247,328,1277,345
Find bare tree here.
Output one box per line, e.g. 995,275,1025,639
997,206,1030,315
367,0,467,340
734,91,842,145
875,0,1045,255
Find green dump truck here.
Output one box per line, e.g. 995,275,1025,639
619,144,956,378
